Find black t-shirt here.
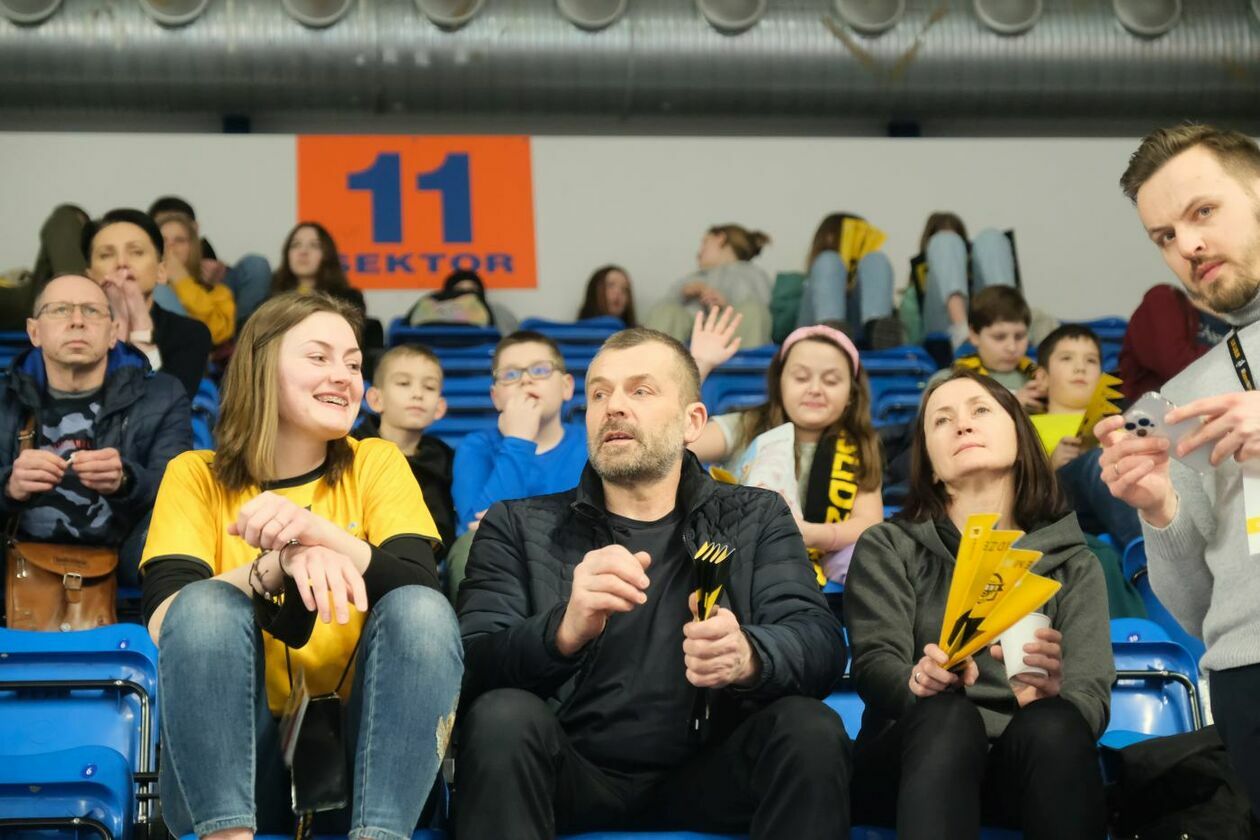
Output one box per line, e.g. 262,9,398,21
1197,310,1231,351
560,507,698,774
20,387,116,545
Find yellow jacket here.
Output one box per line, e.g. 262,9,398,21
169,275,235,345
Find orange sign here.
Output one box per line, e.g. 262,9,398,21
296,136,536,290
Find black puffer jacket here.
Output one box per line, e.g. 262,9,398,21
458,453,846,719
0,343,192,546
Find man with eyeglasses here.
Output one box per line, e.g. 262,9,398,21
448,330,589,598
0,274,191,595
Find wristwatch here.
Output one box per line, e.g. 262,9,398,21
130,329,154,344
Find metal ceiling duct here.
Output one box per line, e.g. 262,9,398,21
282,0,356,28
834,0,905,36
416,0,485,29
1113,0,1180,38
0,0,1256,124
556,0,627,31
973,0,1042,35
696,0,767,34
0,0,59,25
140,0,210,26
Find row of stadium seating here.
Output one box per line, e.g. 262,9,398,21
0,610,1199,839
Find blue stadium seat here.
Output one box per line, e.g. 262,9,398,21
0,625,160,829
1122,540,1207,664
191,377,220,450
860,345,938,378
520,316,625,344
1071,317,1128,342
1105,618,1202,748
714,392,765,414
438,375,494,395
822,684,863,741
871,389,924,427
194,833,446,840
388,319,501,349
0,746,132,840
427,414,500,448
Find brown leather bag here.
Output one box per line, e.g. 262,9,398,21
5,539,118,631
4,416,118,631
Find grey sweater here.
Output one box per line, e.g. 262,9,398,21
670,261,772,307
1143,292,1260,673
845,514,1114,739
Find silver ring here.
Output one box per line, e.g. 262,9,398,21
913,670,922,685
1113,462,1121,478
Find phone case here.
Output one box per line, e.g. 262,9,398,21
1122,392,1212,474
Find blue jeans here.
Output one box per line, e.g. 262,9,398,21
797,250,894,335
158,580,463,840
1057,447,1142,546
921,229,1017,335
224,254,272,329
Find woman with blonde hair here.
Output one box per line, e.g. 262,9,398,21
157,211,237,345
140,292,462,839
646,223,773,347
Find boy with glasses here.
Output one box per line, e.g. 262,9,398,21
448,331,588,598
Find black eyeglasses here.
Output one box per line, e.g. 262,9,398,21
36,302,111,321
493,361,563,386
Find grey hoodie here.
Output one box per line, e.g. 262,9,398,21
1143,291,1260,673
670,261,772,307
845,513,1115,740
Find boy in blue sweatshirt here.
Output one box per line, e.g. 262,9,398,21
449,330,588,597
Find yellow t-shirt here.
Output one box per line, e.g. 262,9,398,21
141,437,438,713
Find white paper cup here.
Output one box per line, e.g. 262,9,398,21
998,612,1050,683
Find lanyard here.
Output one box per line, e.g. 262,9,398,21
1227,330,1256,392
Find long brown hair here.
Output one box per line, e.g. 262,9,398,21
737,336,881,492
577,265,637,326
213,292,364,492
709,224,770,262
805,212,865,270
900,368,1067,529
918,212,969,254
271,221,354,297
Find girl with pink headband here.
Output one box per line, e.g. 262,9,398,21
689,315,883,583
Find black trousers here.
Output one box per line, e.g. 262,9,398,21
851,692,1106,840
1211,663,1260,820
453,688,852,840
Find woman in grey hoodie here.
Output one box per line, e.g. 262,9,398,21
845,368,1113,839
645,223,773,347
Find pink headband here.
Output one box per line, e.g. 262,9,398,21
779,325,861,374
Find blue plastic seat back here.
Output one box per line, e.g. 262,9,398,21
519,316,625,345
388,319,502,349
1133,575,1206,663
860,345,938,378
0,626,159,773
1110,617,1171,645
228,833,445,840
822,688,864,741
1107,676,1196,739
0,746,132,840
1121,537,1146,583
1070,317,1129,342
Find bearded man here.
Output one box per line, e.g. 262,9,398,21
1100,124,1260,817
454,327,851,840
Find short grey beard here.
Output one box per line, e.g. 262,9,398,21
592,445,680,487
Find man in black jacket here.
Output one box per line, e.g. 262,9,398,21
0,275,191,591
455,327,850,839
82,208,211,397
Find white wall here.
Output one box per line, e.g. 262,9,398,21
0,133,1172,326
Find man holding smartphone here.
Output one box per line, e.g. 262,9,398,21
1098,124,1260,816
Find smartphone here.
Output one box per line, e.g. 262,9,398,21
1121,391,1212,474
